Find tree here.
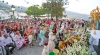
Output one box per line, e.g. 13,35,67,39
42,0,69,19
38,8,46,16
26,5,39,18
25,5,46,18
50,2,64,19
42,2,52,18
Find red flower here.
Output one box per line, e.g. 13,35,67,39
64,42,70,46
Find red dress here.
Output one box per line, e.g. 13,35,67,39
52,27,56,33
24,28,29,43
24,33,29,43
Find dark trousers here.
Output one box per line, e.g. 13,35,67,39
82,23,84,27
55,42,59,50
5,43,15,55
35,33,38,40
59,33,63,40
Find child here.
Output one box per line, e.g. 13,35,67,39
42,43,48,55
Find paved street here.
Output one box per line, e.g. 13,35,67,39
12,40,43,55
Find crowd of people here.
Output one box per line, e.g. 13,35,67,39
0,18,88,55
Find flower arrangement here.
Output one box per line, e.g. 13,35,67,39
58,27,90,55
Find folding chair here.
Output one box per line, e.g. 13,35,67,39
0,46,6,55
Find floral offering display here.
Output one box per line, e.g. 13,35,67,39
56,27,90,55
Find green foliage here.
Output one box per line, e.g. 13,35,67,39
51,2,64,18
38,8,46,15
42,1,65,19
26,0,68,19
42,2,51,14
25,5,46,17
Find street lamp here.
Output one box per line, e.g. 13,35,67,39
11,5,15,20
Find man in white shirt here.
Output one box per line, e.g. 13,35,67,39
2,34,15,55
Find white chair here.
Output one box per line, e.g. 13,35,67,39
0,47,3,55
0,46,6,55
0,41,15,55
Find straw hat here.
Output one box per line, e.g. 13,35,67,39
53,49,59,54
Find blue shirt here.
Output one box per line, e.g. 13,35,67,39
49,25,53,30
39,30,45,39
2,37,12,46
